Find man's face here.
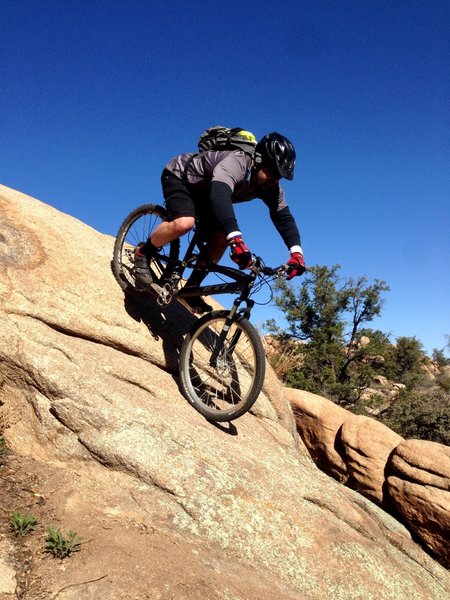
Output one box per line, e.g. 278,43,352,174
254,164,280,189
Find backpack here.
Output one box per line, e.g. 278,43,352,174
197,126,257,155
181,126,257,184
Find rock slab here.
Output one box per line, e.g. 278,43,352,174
1,184,449,598
387,439,450,566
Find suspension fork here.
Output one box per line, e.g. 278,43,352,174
209,297,254,367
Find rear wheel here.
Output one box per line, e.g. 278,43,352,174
179,310,266,422
112,204,180,294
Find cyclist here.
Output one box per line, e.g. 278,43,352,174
134,131,306,313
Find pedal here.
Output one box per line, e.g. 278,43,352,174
151,282,173,306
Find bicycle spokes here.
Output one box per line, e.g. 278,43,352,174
180,313,264,420
112,204,180,294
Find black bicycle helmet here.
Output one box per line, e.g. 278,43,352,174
255,132,296,180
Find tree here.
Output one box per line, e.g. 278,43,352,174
266,265,346,343
358,328,392,355
265,265,450,442
432,335,450,368
266,264,389,403
268,265,389,345
432,348,450,368
388,336,426,387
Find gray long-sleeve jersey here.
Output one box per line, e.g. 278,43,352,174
164,149,302,251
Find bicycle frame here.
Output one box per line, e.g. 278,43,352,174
169,230,277,369
158,228,261,317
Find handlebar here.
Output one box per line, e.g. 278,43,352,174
250,255,287,277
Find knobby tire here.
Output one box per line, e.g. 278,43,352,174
179,310,266,422
112,203,180,294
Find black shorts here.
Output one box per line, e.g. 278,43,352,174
160,169,219,233
161,169,196,220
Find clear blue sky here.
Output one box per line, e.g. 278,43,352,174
1,0,449,355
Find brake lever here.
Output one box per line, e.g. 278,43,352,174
261,264,287,277
249,257,287,278
249,255,262,273
267,264,289,279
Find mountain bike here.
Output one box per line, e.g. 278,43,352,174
112,203,285,422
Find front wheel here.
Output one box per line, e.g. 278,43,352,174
179,310,266,422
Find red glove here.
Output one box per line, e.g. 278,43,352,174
228,235,253,270
286,252,306,280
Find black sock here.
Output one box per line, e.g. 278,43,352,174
140,239,158,258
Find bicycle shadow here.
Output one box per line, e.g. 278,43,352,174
122,293,238,436
123,292,194,373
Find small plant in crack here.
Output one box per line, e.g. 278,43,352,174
10,511,38,537
45,527,82,558
0,435,5,465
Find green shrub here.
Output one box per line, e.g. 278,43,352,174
0,435,5,465
437,371,450,393
45,527,81,558
382,388,450,445
10,512,38,536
